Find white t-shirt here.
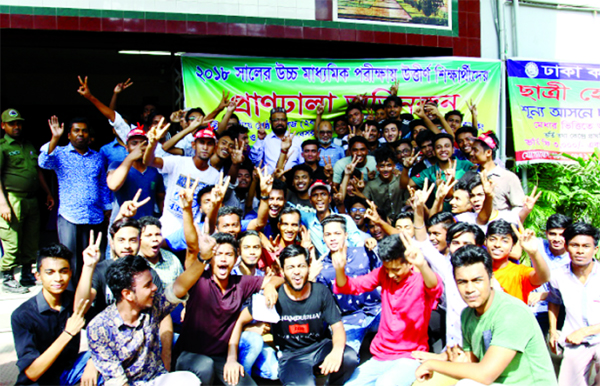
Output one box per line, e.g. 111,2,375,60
455,209,520,234
159,156,220,236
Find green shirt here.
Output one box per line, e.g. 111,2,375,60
461,290,557,385
363,175,408,219
411,159,474,189
0,136,40,193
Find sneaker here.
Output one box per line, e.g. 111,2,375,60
20,271,37,287
2,277,30,294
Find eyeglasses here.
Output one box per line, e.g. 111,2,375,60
319,130,333,135
397,149,412,155
350,207,367,213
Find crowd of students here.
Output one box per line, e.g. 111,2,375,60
2,76,599,386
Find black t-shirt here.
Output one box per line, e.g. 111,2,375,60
270,282,342,353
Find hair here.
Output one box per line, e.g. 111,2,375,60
213,232,239,255
146,111,169,127
346,103,363,116
384,95,403,108
301,139,320,150
217,130,235,141
450,244,493,278
394,211,414,224
107,255,151,303
373,103,385,112
446,222,485,246
378,234,407,263
409,119,426,132
332,115,348,126
230,113,240,123
546,213,573,231
380,119,401,131
427,212,456,229
228,124,249,136
486,220,517,244
217,206,243,222
37,243,73,272
279,206,302,223
290,164,314,181
467,174,482,192
237,161,254,175
238,230,261,246
455,125,478,139
374,146,396,165
349,136,369,149
349,196,369,209
415,130,435,147
197,184,214,207
368,208,389,226
68,117,89,131
444,110,464,121
279,244,309,268
138,216,162,233
563,222,600,247
185,107,205,121
454,178,471,193
321,214,347,233
109,217,141,238
398,138,413,148
433,133,454,147
272,179,288,198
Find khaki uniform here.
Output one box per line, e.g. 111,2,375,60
0,135,40,272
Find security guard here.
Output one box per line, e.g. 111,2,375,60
0,109,54,293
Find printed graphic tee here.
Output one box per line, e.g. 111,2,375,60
272,282,342,353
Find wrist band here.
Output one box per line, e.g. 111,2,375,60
414,224,425,229
281,149,288,154
260,195,270,201
64,330,74,337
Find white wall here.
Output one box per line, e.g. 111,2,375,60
0,0,317,20
481,0,600,63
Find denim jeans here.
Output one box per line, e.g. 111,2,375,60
344,357,421,386
238,331,279,380
344,312,381,356
60,351,104,385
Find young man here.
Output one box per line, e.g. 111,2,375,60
107,128,165,224
0,108,54,293
380,119,403,144
11,244,89,385
87,254,201,386
260,206,304,271
250,107,303,173
38,116,111,284
174,201,285,386
454,125,478,161
296,139,328,181
363,146,408,220
346,103,365,131
444,110,464,133
529,214,572,334
336,233,443,386
548,222,600,386
394,138,413,171
138,216,183,285
427,212,456,254
332,116,350,151
317,215,382,355
225,244,359,386
333,137,377,185
408,129,437,178
384,95,403,121
286,164,314,209
143,124,220,237
485,220,551,303
294,180,366,258
469,132,524,212
415,245,557,385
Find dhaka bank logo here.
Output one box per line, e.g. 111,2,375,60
8,110,18,117
524,62,539,78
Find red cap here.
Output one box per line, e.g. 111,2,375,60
127,128,147,142
308,180,331,196
477,131,498,149
193,128,216,141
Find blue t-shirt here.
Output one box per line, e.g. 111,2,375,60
165,219,252,252
108,161,164,220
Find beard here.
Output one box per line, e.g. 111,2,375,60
284,274,309,292
273,125,287,136
318,137,332,146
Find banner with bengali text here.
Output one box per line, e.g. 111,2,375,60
181,55,502,144
507,59,600,164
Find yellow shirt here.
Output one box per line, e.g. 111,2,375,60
494,261,539,303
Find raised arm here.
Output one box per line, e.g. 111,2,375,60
74,231,103,314
217,97,238,135
428,105,454,136
410,181,435,242
205,172,231,235
364,200,399,236
518,185,542,224
399,148,421,190
205,90,231,121
414,103,441,135
77,76,116,123
45,116,64,156
467,99,478,130
247,166,273,231
106,145,143,191
142,120,170,168
475,171,495,225
511,223,551,286
109,78,133,111
161,118,203,152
